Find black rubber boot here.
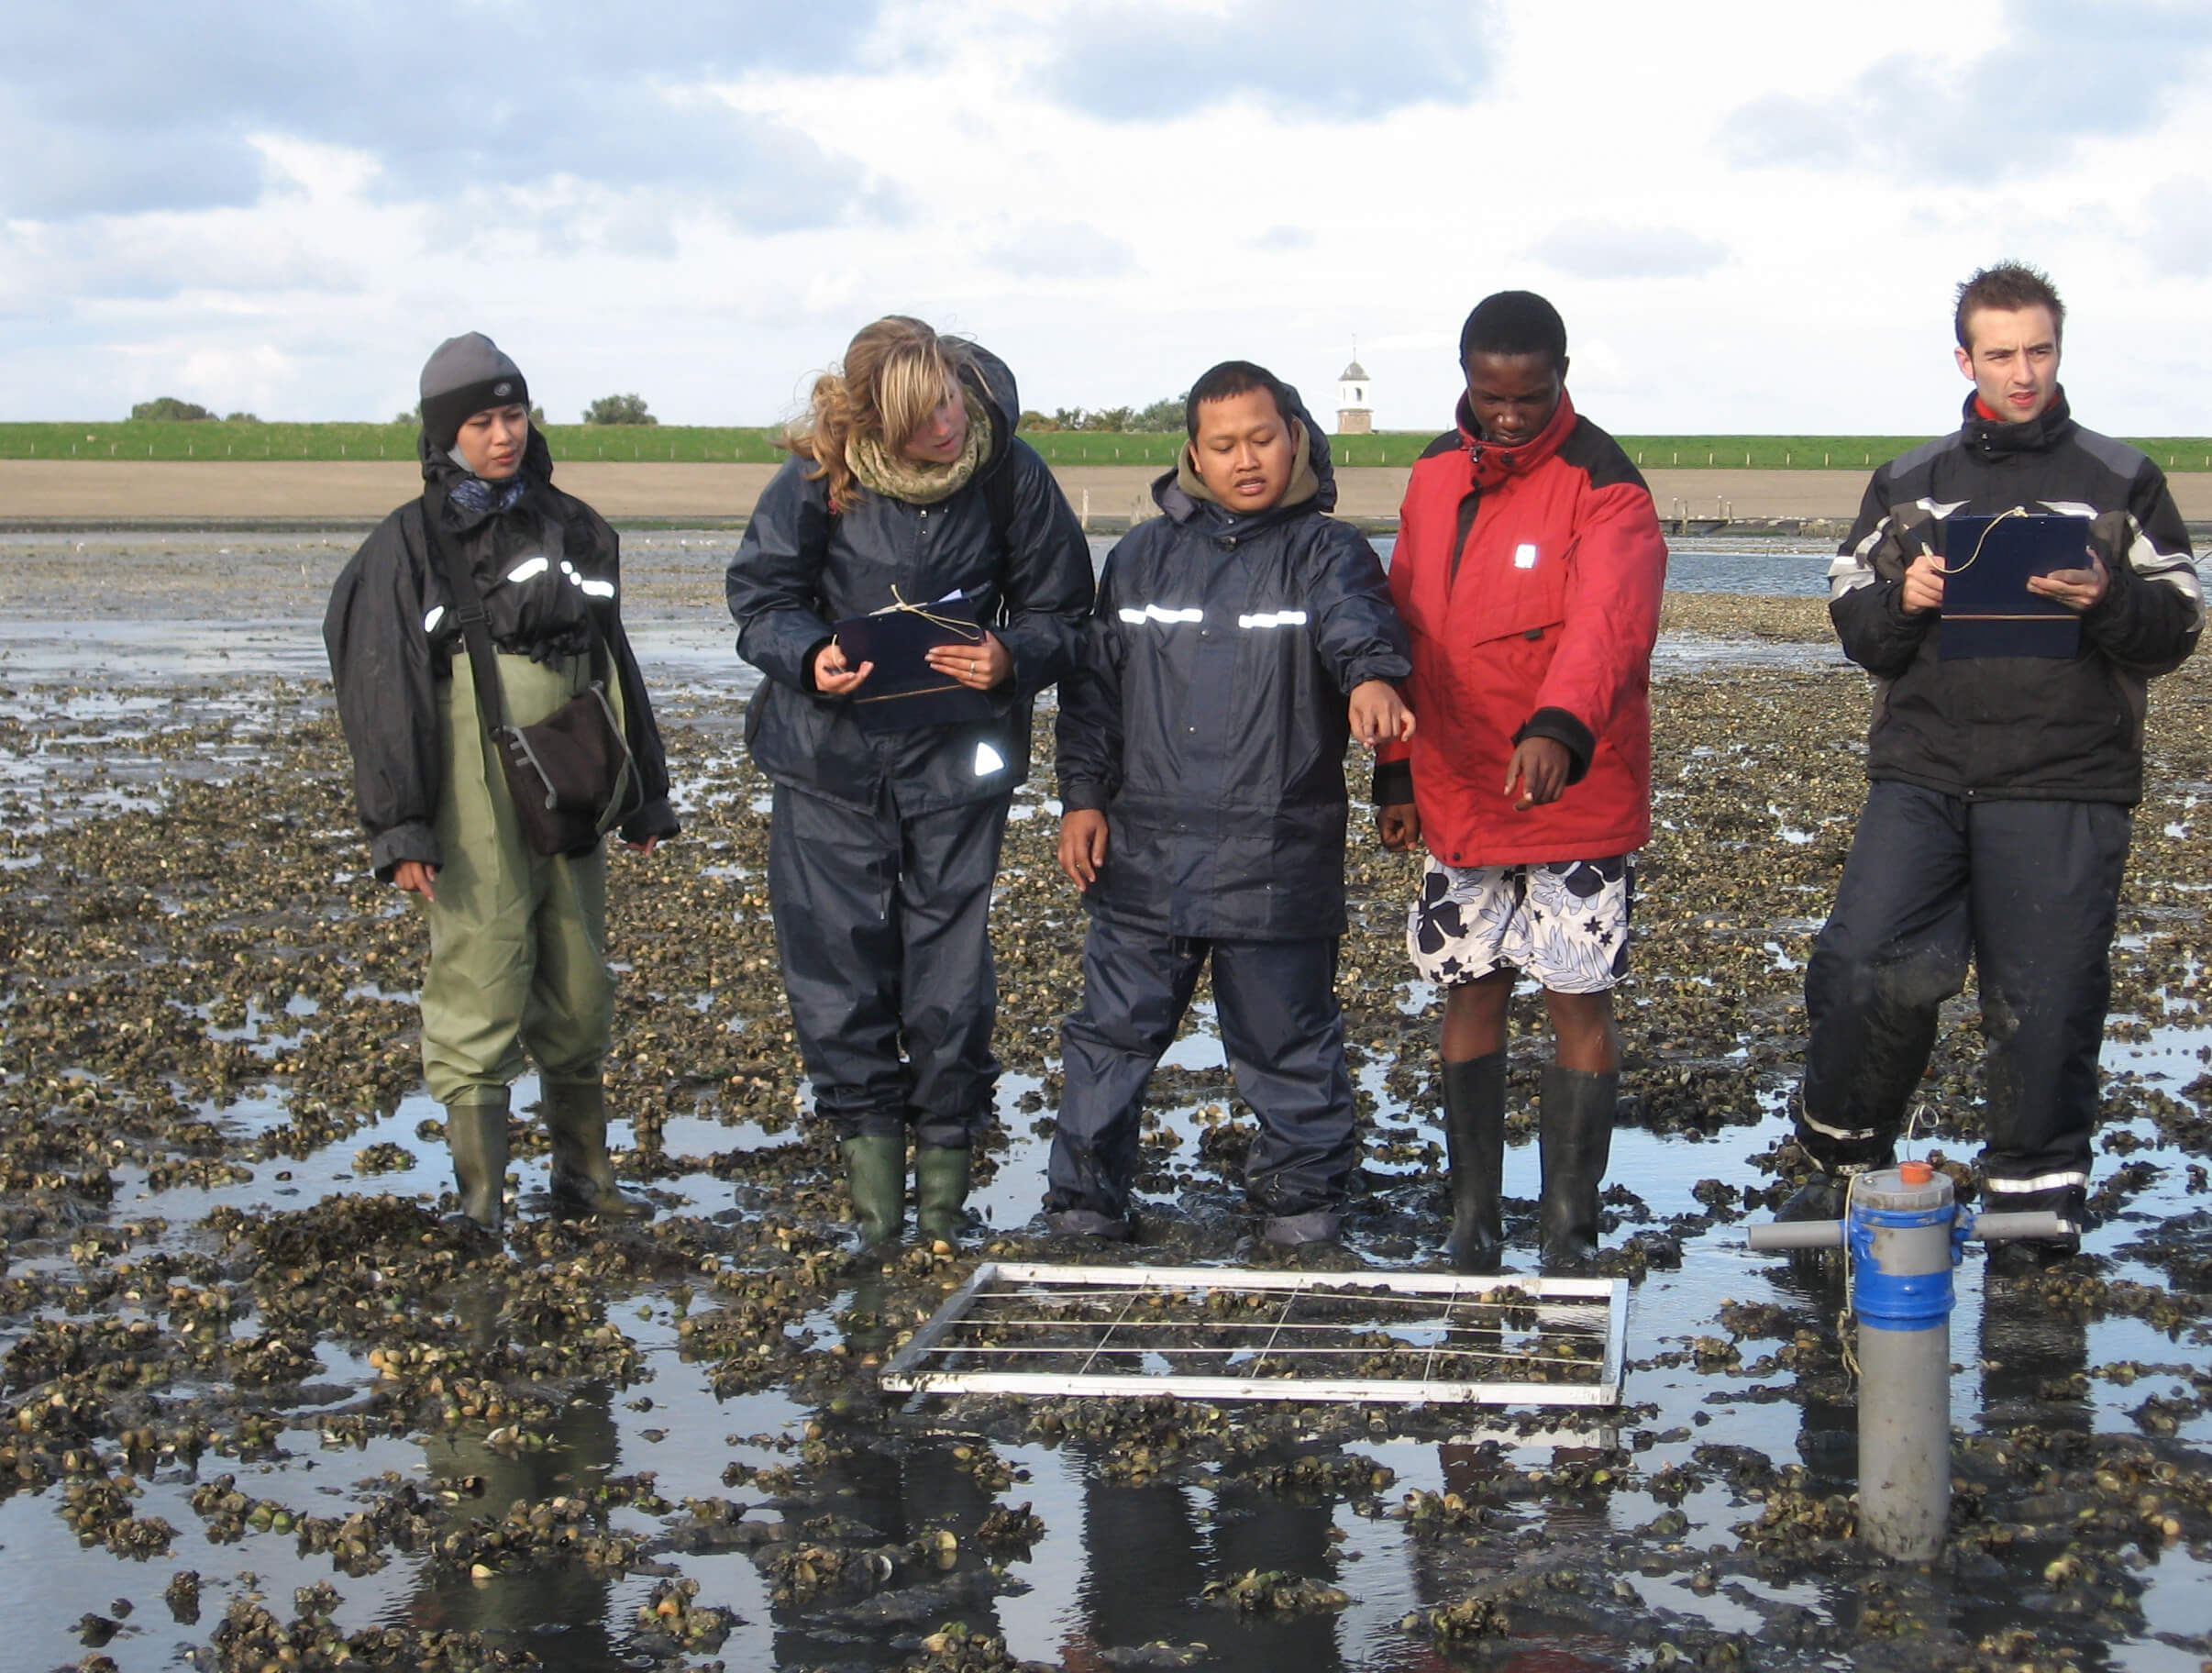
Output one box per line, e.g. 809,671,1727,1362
914,1144,972,1245
445,1097,510,1235
1538,1065,1618,1270
542,1080,654,1218
842,1135,905,1250
1441,1052,1507,1273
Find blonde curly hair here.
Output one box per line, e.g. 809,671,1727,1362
785,316,978,512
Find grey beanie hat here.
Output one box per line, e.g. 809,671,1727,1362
419,332,529,448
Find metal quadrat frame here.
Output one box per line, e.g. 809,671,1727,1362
879,1263,1628,1406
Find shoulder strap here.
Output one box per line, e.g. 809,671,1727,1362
421,493,511,736
422,491,613,741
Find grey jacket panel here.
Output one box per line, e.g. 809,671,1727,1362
1827,391,2201,804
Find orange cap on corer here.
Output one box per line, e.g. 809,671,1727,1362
1898,1160,1933,1185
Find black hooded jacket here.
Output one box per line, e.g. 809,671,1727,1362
1829,390,2203,804
325,427,680,878
1056,401,1411,940
725,346,1094,814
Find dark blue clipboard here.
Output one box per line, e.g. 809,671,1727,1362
1936,511,2088,659
834,592,996,733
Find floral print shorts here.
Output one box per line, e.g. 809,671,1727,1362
1406,855,1634,994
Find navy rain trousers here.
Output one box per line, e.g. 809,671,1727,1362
769,782,1011,1147
1797,780,2131,1212
1047,913,1358,1222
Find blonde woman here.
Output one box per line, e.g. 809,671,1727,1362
726,317,1092,1247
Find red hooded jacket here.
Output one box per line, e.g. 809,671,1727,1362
1375,390,1666,867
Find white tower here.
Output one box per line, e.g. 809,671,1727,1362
1335,346,1373,436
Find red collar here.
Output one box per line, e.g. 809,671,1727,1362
1456,389,1577,489
1973,394,2004,422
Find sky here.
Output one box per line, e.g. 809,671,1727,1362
4,0,2211,434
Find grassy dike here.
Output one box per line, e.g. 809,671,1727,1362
10,421,2212,471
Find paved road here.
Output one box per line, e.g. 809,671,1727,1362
6,460,2210,524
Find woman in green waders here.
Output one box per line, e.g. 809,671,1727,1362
326,333,680,1233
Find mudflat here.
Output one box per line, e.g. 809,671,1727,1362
2,551,2208,1671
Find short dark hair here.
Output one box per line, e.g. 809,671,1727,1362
1459,291,1567,370
1185,360,1296,438
1954,261,2064,350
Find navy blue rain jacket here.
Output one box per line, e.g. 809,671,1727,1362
1056,402,1410,939
726,348,1094,814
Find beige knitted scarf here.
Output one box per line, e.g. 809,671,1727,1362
846,391,992,505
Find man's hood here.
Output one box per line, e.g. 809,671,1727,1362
1153,381,1338,526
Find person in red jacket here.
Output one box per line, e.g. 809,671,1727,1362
1376,292,1667,1270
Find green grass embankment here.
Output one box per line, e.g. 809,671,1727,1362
7,423,2212,471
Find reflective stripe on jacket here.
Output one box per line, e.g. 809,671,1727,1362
726,347,1094,814
1057,405,1410,939
1826,390,2202,805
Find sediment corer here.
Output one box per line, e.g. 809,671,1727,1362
1745,1163,2074,1562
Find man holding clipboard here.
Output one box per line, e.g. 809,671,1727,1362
1785,262,2202,1267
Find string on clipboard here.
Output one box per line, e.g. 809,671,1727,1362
874,585,985,642
1930,504,2028,577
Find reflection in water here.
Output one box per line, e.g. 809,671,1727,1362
1065,1446,1347,1672
411,1286,625,1667
769,1427,1009,1671
1975,1269,2091,1439
1767,1259,1855,1490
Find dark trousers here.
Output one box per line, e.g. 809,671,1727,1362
1046,914,1358,1220
1798,781,2130,1202
769,783,1010,1145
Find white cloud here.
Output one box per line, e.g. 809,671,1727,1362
1533,222,1729,281
1,0,2209,432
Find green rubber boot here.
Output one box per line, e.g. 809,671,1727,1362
542,1080,653,1219
842,1135,906,1249
914,1144,973,1245
445,1096,511,1234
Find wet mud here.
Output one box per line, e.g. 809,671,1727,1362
1,537,2208,1672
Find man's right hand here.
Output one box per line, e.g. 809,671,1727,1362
1058,809,1109,887
393,860,438,901
1377,802,1421,852
1901,553,1946,615
812,639,875,695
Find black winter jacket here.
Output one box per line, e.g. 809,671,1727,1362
1057,410,1411,940
726,348,1093,815
325,428,680,878
1830,390,2202,805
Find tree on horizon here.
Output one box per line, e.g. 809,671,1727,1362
130,396,216,421
583,393,657,426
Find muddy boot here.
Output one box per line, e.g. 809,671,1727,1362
1775,1170,1851,1224
1983,1182,2087,1274
1538,1065,1617,1270
842,1134,906,1250
445,1097,510,1235
1441,1052,1507,1272
914,1144,972,1245
542,1080,653,1219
